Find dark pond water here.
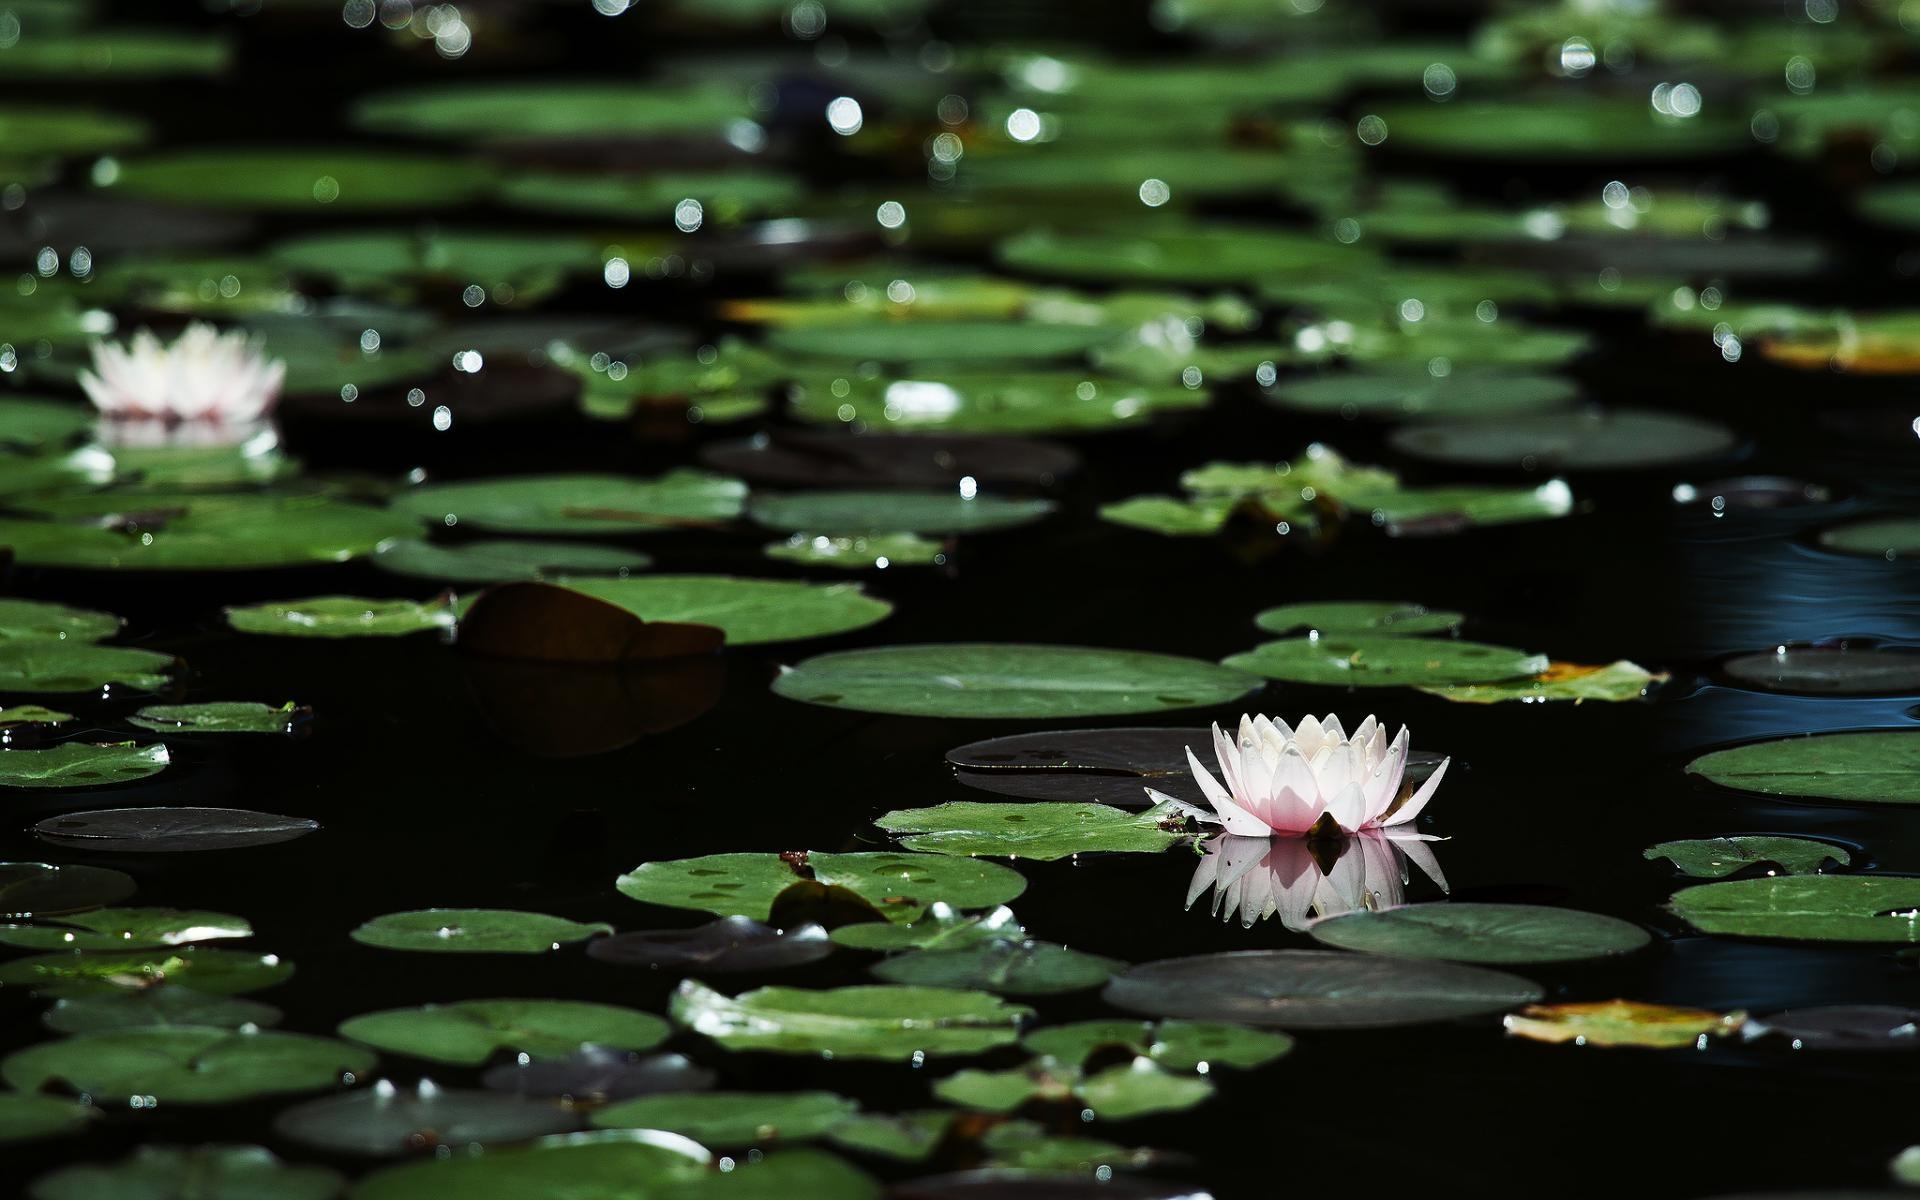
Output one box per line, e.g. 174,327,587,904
6,0,1920,1197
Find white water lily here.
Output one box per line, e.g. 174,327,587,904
1187,831,1448,931
79,322,285,424
1147,713,1447,837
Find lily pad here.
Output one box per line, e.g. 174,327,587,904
772,644,1262,718
1417,659,1662,704
945,727,1207,806
0,640,176,694
481,1049,717,1104
3,1027,371,1104
499,169,803,224
1504,1000,1746,1048
586,917,833,973
1104,949,1542,1029
827,1110,954,1163
353,80,753,143
0,947,292,998
0,863,136,919
1022,1019,1292,1072
0,492,415,571
998,224,1357,286
1223,635,1547,687
388,471,745,535
871,942,1122,996
44,989,283,1035
0,907,250,951
339,1000,669,1066
768,321,1118,365
618,852,1027,924
1719,646,1920,696
1388,409,1738,470
129,701,304,735
788,370,1206,435
830,907,1024,953
592,1090,857,1145
1751,1005,1920,1051
672,980,1031,1060
227,597,457,639
0,1092,95,1144
275,1083,584,1157
32,806,320,853
1686,732,1920,805
702,431,1079,489
1308,903,1650,965
0,29,231,78
748,491,1055,536
30,1145,346,1200
0,742,169,789
351,909,613,954
1372,98,1750,161
0,598,122,642
1668,875,1920,942
373,538,649,584
0,706,73,728
765,534,947,570
558,576,892,646
931,1058,1211,1120
0,399,93,454
1818,517,1920,559
1254,601,1462,637
891,1171,1205,1199
874,801,1188,860
105,148,493,211
1644,837,1850,879
269,229,606,295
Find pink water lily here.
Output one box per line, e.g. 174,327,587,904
1147,713,1447,837
80,323,285,424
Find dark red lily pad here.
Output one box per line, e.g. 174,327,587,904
32,807,319,853
701,431,1080,489
586,915,832,973
459,582,725,664
273,1083,583,1157
0,862,137,919
481,1048,718,1103
1753,1005,1920,1051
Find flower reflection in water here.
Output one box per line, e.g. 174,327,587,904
1187,830,1449,932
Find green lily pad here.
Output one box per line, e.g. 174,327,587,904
351,909,612,954
769,321,1118,365
1266,368,1579,420
0,29,231,78
389,471,746,535
618,852,1027,923
353,80,753,143
1686,732,1920,805
0,743,169,789
0,400,94,454
269,229,607,294
0,947,292,999
748,491,1055,536
3,1027,372,1105
980,1121,1162,1173
874,801,1188,860
765,534,947,570
932,1058,1213,1120
44,989,283,1035
1308,903,1650,965
559,576,891,645
0,104,146,160
0,706,72,728
871,942,1123,996
826,1111,954,1162
339,999,667,1066
1818,517,1920,559
1388,409,1738,470
0,492,416,571
1668,876,1920,942
372,537,650,584
226,597,456,639
0,642,175,694
499,168,803,224
1022,1019,1292,1072
0,1092,95,1144
1223,635,1547,687
998,224,1358,285
672,981,1031,1060
772,643,1262,718
830,907,1024,952
103,147,494,211
0,603,123,651
1371,98,1750,160
1254,601,1462,637
592,1091,858,1144
129,702,302,734
31,1145,345,1200
1096,495,1241,537
0,863,136,920
0,907,250,951
1418,659,1661,704
1644,837,1850,879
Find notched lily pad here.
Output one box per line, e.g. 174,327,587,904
1022,1019,1292,1072
0,907,250,952
871,941,1123,996
481,1049,717,1103
1254,601,1462,637
558,576,892,647
1644,836,1849,879
44,989,283,1035
1224,635,1547,688
1718,646,1920,697
0,947,292,999
373,537,649,584
339,999,668,1066
591,1090,857,1146
1668,875,1920,942
351,909,613,954
33,807,320,853
617,851,1027,925
701,432,1079,489
586,916,833,973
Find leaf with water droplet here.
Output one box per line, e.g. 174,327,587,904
227,596,456,639
3,1027,372,1104
1644,836,1848,879
1686,731,1920,805
275,1085,584,1158
874,800,1190,861
1669,875,1920,942
350,909,612,954
129,701,304,735
0,907,250,952
672,980,1031,1060
1224,635,1546,687
592,1090,858,1146
1503,1000,1746,1048
339,999,669,1066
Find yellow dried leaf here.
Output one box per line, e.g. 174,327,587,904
1504,1000,1746,1048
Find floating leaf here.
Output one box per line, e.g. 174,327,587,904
1104,949,1542,1029
1371,97,1749,160
32,806,320,853
0,640,175,694
672,981,1031,1060
0,1092,95,1144
0,947,291,998
0,492,413,571
1718,646,1920,695
129,701,303,735
702,431,1079,490
1668,876,1920,942
871,942,1121,996
44,989,282,1035
1643,837,1849,879
3,1027,371,1104
874,801,1189,860
31,1145,346,1200
787,370,1206,435
0,742,169,790
0,863,136,919
559,576,892,646
106,147,493,211
1074,1059,1216,1120
373,537,649,584
388,471,745,535
481,1049,717,1104
1686,732,1920,805
592,1090,858,1145
353,80,752,142
773,644,1261,719
1504,1000,1746,1048
998,224,1356,286
1818,517,1920,560
0,907,250,952
227,597,456,639
339,1000,668,1066
980,1121,1162,1174
0,598,121,642
1308,903,1649,964
944,727,1206,806
0,29,231,78
1418,660,1662,704
830,907,1024,953
1751,1005,1920,1051
1022,1019,1292,1072
1267,367,1578,421
617,852,1027,924
1253,601,1462,637
748,491,1055,536
0,398,93,454
351,909,612,954
356,1135,878,1200
828,1110,954,1162
769,321,1119,364
274,1084,584,1157
0,706,72,728
458,582,723,664
586,916,833,973
1388,409,1737,470
891,1169,1205,1198
1224,636,1546,687
765,533,947,570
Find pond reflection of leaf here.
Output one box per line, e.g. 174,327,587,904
1187,831,1447,932
462,655,724,758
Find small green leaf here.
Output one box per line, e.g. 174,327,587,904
129,701,302,735
350,909,612,954
339,999,668,1065
226,597,456,639
0,743,170,789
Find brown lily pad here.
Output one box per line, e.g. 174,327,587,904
458,582,724,664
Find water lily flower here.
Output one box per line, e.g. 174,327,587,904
1187,830,1448,931
1147,714,1447,837
79,322,285,425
